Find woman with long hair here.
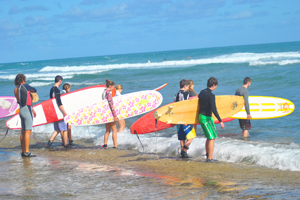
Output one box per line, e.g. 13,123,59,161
188,80,197,97
102,79,119,148
14,73,37,157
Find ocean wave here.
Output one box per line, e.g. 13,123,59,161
29,82,53,87
213,139,300,171
11,122,300,171
250,59,300,66
0,70,107,80
39,52,300,73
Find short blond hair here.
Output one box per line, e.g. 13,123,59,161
116,84,123,90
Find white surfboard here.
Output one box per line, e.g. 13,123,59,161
6,85,106,129
231,96,295,119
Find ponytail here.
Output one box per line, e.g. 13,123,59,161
105,79,115,88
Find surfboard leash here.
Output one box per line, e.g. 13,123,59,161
33,128,47,147
0,128,9,144
134,130,144,159
155,119,159,160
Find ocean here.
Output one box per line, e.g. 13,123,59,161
0,41,300,199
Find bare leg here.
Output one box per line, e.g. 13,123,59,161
24,130,32,153
183,138,193,151
110,122,118,147
206,138,215,159
104,123,111,145
180,140,185,151
61,130,68,146
49,131,59,141
20,130,26,153
242,130,249,137
68,125,72,142
117,119,126,132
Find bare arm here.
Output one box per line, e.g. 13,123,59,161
59,105,67,117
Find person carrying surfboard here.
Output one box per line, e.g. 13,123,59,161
102,79,119,148
47,75,68,148
48,83,74,147
115,84,126,132
174,79,196,158
14,73,37,157
235,77,252,137
198,77,224,163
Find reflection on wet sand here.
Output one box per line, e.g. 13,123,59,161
1,144,300,199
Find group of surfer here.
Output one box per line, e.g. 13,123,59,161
13,73,251,161
175,77,251,162
13,74,125,157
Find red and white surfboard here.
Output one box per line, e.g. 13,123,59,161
6,85,106,129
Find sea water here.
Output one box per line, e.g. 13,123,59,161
1,41,300,198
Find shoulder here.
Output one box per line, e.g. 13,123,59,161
189,91,196,96
180,90,189,95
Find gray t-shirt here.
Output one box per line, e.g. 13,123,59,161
235,86,250,115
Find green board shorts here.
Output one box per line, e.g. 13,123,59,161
198,114,218,140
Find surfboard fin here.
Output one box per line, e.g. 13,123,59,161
153,112,161,119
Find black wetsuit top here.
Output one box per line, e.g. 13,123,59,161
19,84,37,108
174,90,189,102
50,86,62,106
198,88,222,122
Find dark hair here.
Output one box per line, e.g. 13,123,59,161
105,79,115,87
14,73,26,86
63,83,70,91
55,75,63,83
243,77,252,85
180,79,189,88
207,77,218,88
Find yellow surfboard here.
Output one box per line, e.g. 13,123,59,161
153,95,244,124
231,96,295,119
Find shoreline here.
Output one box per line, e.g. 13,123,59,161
1,139,300,199
29,146,300,198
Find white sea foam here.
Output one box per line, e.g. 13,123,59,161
0,70,104,80
2,51,299,82
29,82,53,87
250,59,300,66
39,51,300,73
29,123,300,171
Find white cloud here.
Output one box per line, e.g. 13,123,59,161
226,10,253,20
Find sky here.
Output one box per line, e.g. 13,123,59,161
0,0,299,63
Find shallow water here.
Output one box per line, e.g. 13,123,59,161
1,134,300,199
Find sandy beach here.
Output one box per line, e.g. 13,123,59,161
1,140,299,199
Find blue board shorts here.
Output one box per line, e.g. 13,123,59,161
198,114,218,140
177,124,196,140
54,120,68,132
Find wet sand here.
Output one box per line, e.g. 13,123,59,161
36,145,300,199
1,138,300,199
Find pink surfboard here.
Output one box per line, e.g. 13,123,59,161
0,97,19,119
